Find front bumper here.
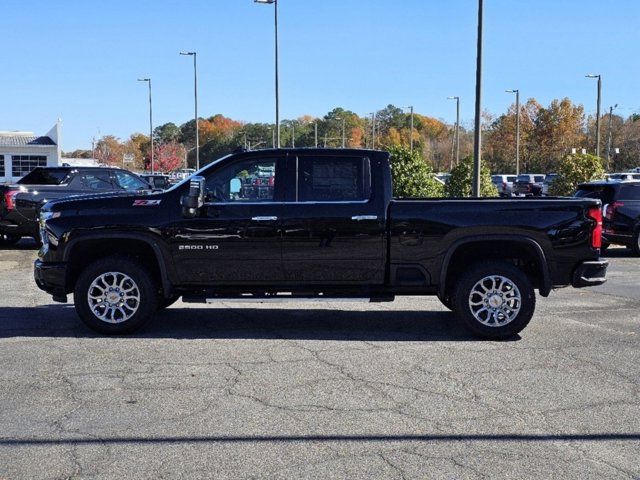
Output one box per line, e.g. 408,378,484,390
34,260,68,302
572,260,608,288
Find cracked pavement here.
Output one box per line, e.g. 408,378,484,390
0,241,639,479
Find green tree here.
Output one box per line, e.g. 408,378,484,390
548,153,605,196
388,145,443,198
153,122,181,144
444,156,499,197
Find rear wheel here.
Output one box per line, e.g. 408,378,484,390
452,261,536,340
630,230,640,257
0,234,21,246
74,256,159,334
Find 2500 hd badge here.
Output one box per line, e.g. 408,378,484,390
178,245,219,250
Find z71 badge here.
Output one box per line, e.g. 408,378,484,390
133,199,162,206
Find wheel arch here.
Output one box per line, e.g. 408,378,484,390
439,235,551,299
63,233,173,297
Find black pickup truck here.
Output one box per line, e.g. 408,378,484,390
1,166,151,245
35,148,607,339
575,180,640,255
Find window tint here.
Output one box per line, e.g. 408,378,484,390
574,185,615,204
506,176,517,182
534,175,546,183
298,156,371,202
114,170,149,191
619,185,640,200
205,157,277,202
516,175,531,183
18,167,71,185
81,172,113,190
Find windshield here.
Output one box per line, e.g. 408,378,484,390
17,168,72,185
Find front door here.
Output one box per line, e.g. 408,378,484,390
171,154,285,285
281,153,385,284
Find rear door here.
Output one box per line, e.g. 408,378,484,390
281,152,385,284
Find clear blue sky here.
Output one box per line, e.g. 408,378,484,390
1,0,638,151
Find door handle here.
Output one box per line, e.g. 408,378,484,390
351,215,378,221
251,216,278,221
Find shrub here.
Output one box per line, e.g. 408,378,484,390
444,156,499,197
388,145,444,198
548,153,605,196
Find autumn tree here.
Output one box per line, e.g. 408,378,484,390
155,142,186,172
94,135,125,167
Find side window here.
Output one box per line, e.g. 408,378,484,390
534,175,545,183
298,156,371,202
81,172,113,190
114,171,149,191
205,157,277,203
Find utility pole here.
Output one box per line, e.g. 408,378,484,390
292,124,295,147
606,104,617,171
314,121,318,147
137,78,154,174
447,96,460,167
586,74,602,157
179,51,199,169
406,106,414,153
371,112,376,150
341,118,346,148
506,89,520,175
471,0,483,197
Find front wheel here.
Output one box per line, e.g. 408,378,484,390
452,261,536,340
0,234,21,246
74,256,159,334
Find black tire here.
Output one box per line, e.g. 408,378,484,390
0,234,21,246
74,255,159,334
438,293,454,311
451,261,536,340
631,230,640,257
158,295,180,310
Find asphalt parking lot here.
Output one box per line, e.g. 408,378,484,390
1,241,639,479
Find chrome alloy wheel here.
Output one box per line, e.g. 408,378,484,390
87,272,141,324
468,275,521,327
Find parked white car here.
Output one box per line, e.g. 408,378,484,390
491,174,517,197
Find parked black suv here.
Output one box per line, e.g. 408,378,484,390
0,166,151,245
35,148,607,339
575,180,640,255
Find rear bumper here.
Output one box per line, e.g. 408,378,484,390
0,214,38,237
571,260,608,288
34,259,68,302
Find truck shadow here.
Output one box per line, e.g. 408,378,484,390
0,305,516,342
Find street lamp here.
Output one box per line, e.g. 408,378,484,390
405,106,414,153
447,96,460,168
505,89,520,175
606,104,618,170
472,0,484,197
180,51,199,170
254,0,280,148
369,112,376,149
137,78,154,174
586,74,602,157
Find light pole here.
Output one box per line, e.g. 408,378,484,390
506,89,520,175
471,0,483,197
180,51,199,170
447,96,460,168
404,106,415,153
370,112,376,150
254,0,280,148
314,121,318,147
335,117,345,148
291,123,295,147
586,74,602,157
606,104,618,171
137,78,154,174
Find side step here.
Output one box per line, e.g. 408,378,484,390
182,293,395,304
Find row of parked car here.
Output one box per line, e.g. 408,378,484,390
491,173,558,197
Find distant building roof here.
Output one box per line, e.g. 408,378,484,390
0,131,56,147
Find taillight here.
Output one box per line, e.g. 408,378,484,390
502,182,507,192
3,190,19,211
605,201,624,220
587,206,602,249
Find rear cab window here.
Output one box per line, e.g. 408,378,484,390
618,185,640,200
297,155,371,202
18,168,72,185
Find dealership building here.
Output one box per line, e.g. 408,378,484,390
0,121,61,183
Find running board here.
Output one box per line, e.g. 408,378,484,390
182,293,395,304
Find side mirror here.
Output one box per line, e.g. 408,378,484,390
181,175,205,218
